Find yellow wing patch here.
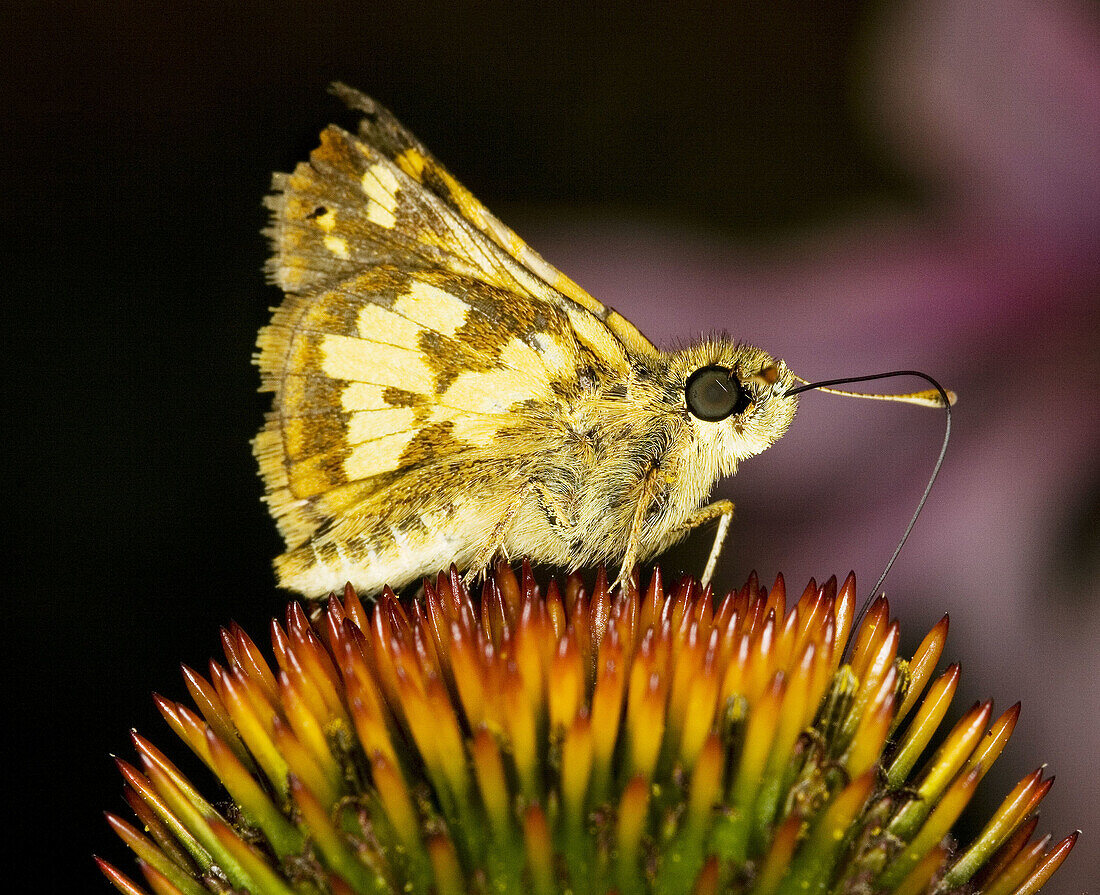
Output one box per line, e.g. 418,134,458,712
343,430,419,481
391,279,469,337
318,333,435,392
323,235,351,259
340,382,390,413
359,163,400,228
440,341,551,416
346,407,417,444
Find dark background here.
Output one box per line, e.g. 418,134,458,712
8,1,1098,889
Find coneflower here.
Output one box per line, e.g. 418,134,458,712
98,564,1076,894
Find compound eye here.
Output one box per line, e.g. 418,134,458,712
685,365,750,421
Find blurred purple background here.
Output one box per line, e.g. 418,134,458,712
12,0,1097,888
529,1,1100,883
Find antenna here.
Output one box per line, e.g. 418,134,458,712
784,370,955,629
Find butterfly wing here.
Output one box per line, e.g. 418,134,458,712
256,88,656,595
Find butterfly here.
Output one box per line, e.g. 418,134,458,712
255,85,948,599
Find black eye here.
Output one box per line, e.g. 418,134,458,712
685,365,750,421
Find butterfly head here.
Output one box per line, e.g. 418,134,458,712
669,341,799,476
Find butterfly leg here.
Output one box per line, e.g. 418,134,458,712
687,500,735,588
616,464,666,591
464,484,536,586
650,499,735,587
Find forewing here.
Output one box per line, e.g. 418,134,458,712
330,83,658,359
